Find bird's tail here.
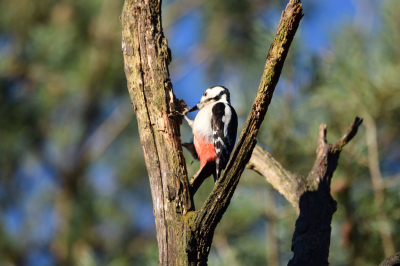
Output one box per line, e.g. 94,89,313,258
214,160,223,183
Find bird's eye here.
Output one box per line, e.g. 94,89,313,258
204,92,207,97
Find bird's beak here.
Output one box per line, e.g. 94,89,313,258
188,105,199,113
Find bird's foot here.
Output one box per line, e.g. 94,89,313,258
175,107,190,116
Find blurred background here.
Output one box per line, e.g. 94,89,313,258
0,0,399,265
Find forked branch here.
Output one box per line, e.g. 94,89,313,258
246,117,364,266
248,117,363,214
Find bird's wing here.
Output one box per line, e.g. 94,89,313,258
212,102,238,178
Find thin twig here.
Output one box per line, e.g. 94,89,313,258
332,116,363,152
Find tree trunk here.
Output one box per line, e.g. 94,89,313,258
121,1,193,264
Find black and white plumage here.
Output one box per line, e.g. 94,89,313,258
180,86,238,192
211,101,238,179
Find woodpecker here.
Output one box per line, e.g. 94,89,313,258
180,86,238,189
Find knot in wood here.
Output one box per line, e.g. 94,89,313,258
253,104,262,118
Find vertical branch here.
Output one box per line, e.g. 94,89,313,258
343,79,395,258
121,0,192,264
363,116,395,257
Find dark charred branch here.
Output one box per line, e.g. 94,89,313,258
247,117,364,266
289,118,363,266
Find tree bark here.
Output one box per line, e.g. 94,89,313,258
121,0,302,264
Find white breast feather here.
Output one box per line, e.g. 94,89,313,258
193,104,214,143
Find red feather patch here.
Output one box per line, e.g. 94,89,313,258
193,133,217,167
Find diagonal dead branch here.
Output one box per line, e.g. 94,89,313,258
247,145,306,214
189,164,214,196
188,0,304,261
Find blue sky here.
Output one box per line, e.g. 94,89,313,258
166,0,380,109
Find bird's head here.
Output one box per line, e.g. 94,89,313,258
189,86,230,112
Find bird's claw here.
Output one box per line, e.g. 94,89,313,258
174,110,183,116
175,108,190,116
